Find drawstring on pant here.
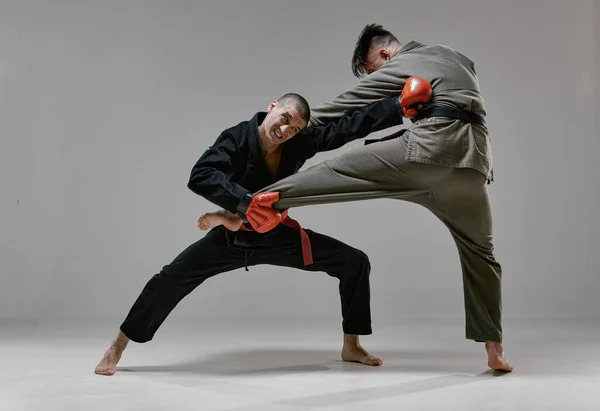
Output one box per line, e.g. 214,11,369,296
244,250,254,271
487,168,494,185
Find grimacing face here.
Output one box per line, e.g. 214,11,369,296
262,100,307,145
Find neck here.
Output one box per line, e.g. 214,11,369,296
390,42,402,58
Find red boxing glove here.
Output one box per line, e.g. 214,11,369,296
253,191,280,206
400,76,433,118
245,191,282,233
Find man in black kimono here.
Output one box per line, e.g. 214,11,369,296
94,92,405,375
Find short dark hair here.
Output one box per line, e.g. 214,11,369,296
351,23,399,78
277,93,311,124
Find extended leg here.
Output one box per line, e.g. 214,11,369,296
263,136,451,210
95,227,245,375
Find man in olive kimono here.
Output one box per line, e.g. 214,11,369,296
244,24,513,372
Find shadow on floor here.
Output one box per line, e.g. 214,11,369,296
117,347,508,377
117,348,509,409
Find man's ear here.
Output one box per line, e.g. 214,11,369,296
268,100,277,112
379,49,390,60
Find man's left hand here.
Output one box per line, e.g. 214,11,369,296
245,192,282,233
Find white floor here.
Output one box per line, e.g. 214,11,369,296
1,317,598,411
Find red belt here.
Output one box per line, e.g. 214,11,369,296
239,216,313,265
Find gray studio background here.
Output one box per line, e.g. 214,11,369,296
0,0,597,328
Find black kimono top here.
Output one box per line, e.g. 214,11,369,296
187,96,402,248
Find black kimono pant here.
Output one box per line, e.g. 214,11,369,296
120,225,372,342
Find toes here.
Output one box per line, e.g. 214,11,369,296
364,356,383,366
95,367,115,376
492,365,512,373
488,358,513,373
344,354,383,366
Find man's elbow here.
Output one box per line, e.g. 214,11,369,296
187,164,210,195
187,175,203,196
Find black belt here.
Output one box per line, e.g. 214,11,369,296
414,107,487,128
364,107,486,146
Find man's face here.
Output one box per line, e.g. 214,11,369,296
364,47,392,75
263,101,307,145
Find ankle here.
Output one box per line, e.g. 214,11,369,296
485,341,504,353
344,334,360,345
112,332,130,350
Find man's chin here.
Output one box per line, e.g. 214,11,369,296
269,134,283,145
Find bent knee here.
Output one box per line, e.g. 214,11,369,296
346,248,371,274
150,263,190,283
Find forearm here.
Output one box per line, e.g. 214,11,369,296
187,169,251,215
311,60,409,125
308,97,403,151
311,90,399,125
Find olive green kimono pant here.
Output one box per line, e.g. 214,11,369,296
263,134,503,343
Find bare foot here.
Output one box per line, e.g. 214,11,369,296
341,334,382,366
485,341,513,372
197,210,243,232
95,331,129,376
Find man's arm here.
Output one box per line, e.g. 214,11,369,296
301,96,403,156
187,132,252,216
310,58,411,125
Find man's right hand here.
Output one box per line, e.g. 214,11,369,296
245,192,282,233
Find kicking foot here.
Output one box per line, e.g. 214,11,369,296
485,341,513,372
95,332,129,376
197,210,243,232
341,334,382,366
